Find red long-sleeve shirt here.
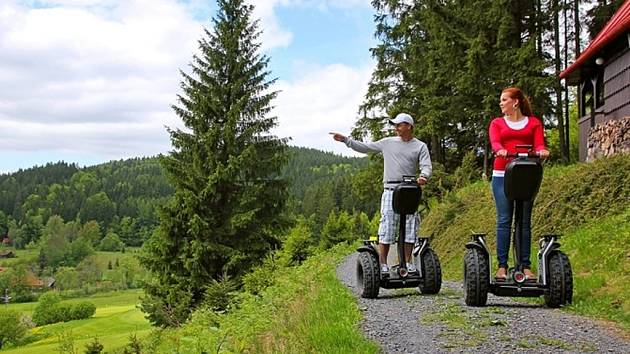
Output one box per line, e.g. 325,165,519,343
489,116,546,172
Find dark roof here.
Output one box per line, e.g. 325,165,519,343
560,0,630,80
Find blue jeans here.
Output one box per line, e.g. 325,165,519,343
491,176,533,268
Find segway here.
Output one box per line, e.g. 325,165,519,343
464,145,573,307
356,175,442,298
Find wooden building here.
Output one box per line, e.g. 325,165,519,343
559,1,630,161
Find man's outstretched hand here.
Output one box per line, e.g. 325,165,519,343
329,132,346,142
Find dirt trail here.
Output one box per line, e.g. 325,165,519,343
337,252,630,354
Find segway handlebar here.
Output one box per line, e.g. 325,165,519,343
503,151,540,158
495,144,541,158
387,175,421,185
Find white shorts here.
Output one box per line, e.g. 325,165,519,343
378,189,419,244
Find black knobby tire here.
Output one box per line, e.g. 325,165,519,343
356,252,380,298
544,251,573,308
418,248,442,294
464,248,489,306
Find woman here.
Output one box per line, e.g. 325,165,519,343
489,87,549,281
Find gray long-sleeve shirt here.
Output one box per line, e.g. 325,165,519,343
344,136,432,188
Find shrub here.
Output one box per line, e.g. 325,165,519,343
122,334,142,354
203,273,239,312
0,309,27,349
84,337,104,354
32,292,96,325
71,301,96,320
32,292,62,326
98,232,124,252
243,254,281,295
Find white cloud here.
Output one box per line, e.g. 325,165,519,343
0,0,373,172
249,0,293,49
0,0,206,161
273,63,374,157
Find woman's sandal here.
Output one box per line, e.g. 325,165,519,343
524,269,537,282
495,267,508,281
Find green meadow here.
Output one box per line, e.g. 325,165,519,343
2,289,150,354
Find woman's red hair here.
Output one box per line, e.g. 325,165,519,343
502,87,533,116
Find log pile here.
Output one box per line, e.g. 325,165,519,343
587,116,630,162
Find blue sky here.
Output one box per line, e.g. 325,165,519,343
0,0,376,173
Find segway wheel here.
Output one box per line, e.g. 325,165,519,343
464,248,489,306
356,252,380,298
544,251,573,308
418,248,442,294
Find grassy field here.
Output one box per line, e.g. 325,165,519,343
2,289,151,353
0,248,38,267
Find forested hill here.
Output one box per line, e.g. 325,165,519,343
0,147,367,247
283,146,368,200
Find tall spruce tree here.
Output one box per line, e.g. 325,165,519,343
139,0,288,327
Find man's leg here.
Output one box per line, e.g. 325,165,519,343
404,243,413,263
377,189,395,271
379,243,390,265
403,213,419,271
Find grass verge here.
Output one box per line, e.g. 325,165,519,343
148,243,380,353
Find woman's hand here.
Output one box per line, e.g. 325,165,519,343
417,176,428,185
496,149,508,157
537,149,550,158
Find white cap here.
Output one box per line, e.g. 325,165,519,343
389,113,414,126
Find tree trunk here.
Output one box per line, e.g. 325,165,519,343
537,0,543,56
553,0,567,163
564,0,571,162
574,0,581,57
431,135,442,164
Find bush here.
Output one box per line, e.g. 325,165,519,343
203,273,239,312
84,337,104,354
32,291,96,325
54,303,74,323
32,292,62,326
243,254,281,295
72,301,96,320
0,309,27,349
98,232,124,252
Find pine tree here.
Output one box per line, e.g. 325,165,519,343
139,0,288,327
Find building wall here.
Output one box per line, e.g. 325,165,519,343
578,48,630,161
603,49,630,120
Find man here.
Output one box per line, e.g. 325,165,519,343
331,113,432,274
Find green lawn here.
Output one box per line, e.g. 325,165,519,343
0,248,38,267
3,289,151,353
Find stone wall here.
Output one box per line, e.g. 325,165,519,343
586,116,630,162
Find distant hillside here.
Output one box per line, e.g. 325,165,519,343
282,146,367,200
0,147,367,243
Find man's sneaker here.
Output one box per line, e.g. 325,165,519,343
407,262,417,273
380,264,389,274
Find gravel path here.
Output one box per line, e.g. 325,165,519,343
337,252,630,354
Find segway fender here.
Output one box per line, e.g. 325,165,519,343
357,245,379,259
465,241,486,252
413,238,429,257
